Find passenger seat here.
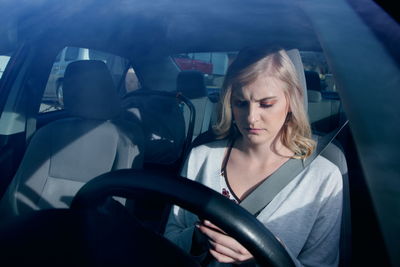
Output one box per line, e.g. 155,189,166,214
0,60,144,216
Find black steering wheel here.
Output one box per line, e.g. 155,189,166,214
71,169,295,267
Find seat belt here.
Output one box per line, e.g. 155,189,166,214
25,80,38,144
240,120,349,216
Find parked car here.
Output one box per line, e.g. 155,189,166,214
0,0,399,266
173,54,213,74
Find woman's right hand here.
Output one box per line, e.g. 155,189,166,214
197,220,254,264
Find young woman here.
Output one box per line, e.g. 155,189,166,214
164,47,343,266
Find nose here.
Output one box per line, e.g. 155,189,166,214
247,104,259,124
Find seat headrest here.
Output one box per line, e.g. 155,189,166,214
176,70,207,99
63,60,121,120
286,49,308,112
305,71,321,92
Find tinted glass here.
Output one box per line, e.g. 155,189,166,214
64,47,79,61
0,55,11,79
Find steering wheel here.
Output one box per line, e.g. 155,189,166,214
71,169,295,267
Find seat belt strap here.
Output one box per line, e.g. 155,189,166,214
25,80,37,144
239,158,306,215
240,120,348,216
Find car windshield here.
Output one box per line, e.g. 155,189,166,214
0,0,399,266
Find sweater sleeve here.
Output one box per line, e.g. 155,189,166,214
163,150,198,252
164,204,197,252
297,166,343,267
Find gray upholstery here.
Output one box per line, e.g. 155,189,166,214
177,70,215,140
0,60,144,216
287,49,308,111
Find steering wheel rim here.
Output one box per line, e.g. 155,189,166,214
71,169,295,267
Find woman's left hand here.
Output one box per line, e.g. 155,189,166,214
197,220,254,264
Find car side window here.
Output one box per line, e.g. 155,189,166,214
39,47,131,113
0,54,11,79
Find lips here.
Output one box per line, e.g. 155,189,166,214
245,127,264,134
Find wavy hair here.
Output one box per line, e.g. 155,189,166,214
213,47,315,158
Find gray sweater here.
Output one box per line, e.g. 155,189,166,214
164,139,343,266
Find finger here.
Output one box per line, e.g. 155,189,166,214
203,220,226,234
198,225,251,256
209,240,253,262
209,240,248,261
197,223,227,241
209,248,236,263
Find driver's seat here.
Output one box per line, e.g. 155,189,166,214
0,60,144,216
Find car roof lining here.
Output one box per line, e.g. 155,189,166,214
9,0,321,58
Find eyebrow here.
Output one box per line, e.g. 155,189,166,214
256,97,277,102
232,94,277,102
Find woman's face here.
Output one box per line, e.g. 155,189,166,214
231,74,290,147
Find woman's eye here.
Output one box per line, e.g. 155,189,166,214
260,102,273,108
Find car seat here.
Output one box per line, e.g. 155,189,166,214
177,70,215,140
0,60,144,216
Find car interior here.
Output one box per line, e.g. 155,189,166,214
0,0,399,266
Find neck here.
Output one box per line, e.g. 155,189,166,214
235,136,293,160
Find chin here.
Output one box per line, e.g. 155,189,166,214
243,134,270,146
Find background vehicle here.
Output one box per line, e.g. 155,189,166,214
173,54,213,74
0,0,399,266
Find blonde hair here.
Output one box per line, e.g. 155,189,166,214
213,47,315,158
